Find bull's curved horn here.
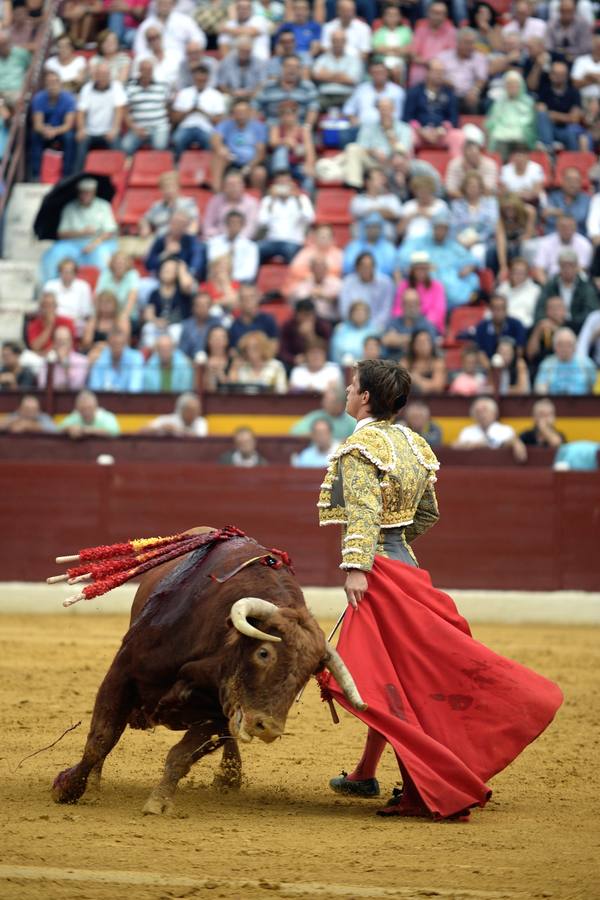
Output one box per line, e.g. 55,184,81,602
325,644,367,711
230,597,282,643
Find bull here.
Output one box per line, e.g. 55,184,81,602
52,528,365,815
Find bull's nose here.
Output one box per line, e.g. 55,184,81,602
246,713,284,743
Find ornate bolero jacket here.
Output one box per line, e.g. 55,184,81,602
317,419,440,572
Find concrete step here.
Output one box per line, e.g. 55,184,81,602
0,259,39,341
3,182,52,268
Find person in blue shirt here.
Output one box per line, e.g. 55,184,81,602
474,294,527,360
145,211,206,281
211,98,268,190
179,291,224,360
331,301,379,365
343,212,396,278
396,212,479,310
88,327,145,393
29,70,76,179
381,287,440,361
534,327,597,395
143,334,194,393
292,416,339,468
228,283,279,348
541,167,590,236
276,0,322,56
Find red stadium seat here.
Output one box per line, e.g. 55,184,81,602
328,223,351,246
315,188,354,224
484,151,502,170
84,149,127,178
132,258,149,277
77,265,100,290
554,151,596,190
257,263,287,296
415,149,451,178
444,346,467,372
110,169,128,212
40,149,63,184
459,115,485,130
445,305,486,345
529,150,553,187
260,302,293,326
128,151,175,187
478,268,496,296
118,187,162,229
181,188,213,217
179,151,212,187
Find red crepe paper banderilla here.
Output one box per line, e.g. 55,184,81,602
47,526,247,606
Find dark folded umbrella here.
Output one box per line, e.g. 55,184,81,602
33,172,116,240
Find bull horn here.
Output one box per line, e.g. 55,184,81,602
325,644,367,711
230,597,282,643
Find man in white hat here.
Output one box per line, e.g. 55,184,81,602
445,124,499,199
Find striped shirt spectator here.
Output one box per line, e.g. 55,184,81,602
253,55,318,126
122,58,171,154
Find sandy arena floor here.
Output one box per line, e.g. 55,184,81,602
0,614,598,900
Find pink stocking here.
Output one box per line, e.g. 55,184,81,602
347,727,387,781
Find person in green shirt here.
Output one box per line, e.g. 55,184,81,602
59,389,121,438
485,70,537,158
0,32,30,104
41,177,119,282
290,386,355,441
371,5,412,82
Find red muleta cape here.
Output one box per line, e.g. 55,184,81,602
323,556,563,819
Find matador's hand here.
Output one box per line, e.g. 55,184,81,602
344,570,368,610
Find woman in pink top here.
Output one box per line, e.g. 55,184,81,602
393,252,447,334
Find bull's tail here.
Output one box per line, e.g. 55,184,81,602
47,526,247,607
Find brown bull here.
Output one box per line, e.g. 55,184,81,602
52,527,365,815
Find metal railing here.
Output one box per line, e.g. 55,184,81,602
0,0,60,236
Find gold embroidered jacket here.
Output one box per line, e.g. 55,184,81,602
318,420,440,571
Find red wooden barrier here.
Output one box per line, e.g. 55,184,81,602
0,463,598,591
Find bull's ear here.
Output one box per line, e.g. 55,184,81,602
314,658,328,674
224,616,242,648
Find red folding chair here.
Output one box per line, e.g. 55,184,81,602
327,223,351,246
77,265,100,290
84,149,127,178
128,151,175,187
181,188,214,218
117,187,162,230
554,151,596,190
314,188,354,224
445,305,486,346
257,263,287,296
40,150,63,184
459,115,485,130
529,150,553,188
415,149,451,178
178,151,212,187
259,302,293,325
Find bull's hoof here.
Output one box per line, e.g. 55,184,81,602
143,793,174,816
212,770,242,792
52,767,86,804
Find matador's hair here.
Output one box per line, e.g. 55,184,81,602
356,359,411,420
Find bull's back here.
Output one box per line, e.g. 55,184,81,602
130,526,217,624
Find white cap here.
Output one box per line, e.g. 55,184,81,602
462,123,485,147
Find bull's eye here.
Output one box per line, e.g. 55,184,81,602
258,648,270,660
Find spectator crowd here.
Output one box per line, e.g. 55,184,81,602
1,0,600,419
